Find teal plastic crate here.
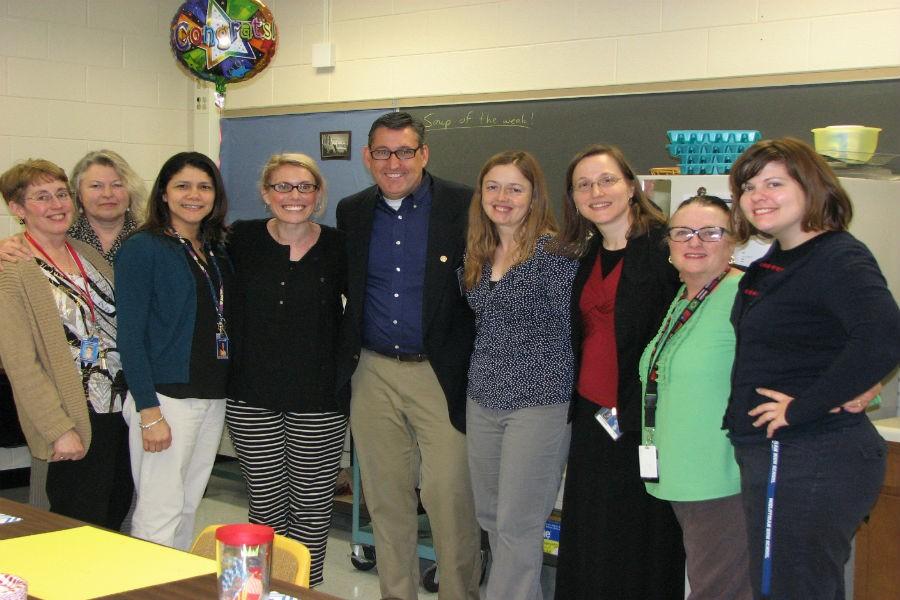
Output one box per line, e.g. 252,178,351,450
666,130,761,174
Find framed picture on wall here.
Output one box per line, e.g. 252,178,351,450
320,131,351,160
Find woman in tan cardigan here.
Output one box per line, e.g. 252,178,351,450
0,159,131,528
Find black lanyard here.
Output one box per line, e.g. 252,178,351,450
643,269,730,430
168,229,227,336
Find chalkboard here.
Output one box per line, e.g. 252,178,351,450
220,108,386,226
407,79,900,201
220,79,899,223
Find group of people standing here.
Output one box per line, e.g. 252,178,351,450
0,111,897,600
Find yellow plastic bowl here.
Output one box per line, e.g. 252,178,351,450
811,125,882,163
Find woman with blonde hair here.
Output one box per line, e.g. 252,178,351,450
463,150,576,600
0,149,145,265
226,153,348,587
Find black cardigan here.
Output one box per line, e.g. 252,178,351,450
570,226,680,432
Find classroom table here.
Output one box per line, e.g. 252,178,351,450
0,498,343,600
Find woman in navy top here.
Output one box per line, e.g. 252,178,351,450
462,150,576,600
116,152,232,550
727,138,899,599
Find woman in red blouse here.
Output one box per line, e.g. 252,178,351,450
552,145,684,600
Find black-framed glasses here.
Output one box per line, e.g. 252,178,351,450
368,146,421,161
667,226,729,242
268,182,319,194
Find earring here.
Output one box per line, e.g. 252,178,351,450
17,217,25,225
667,255,673,264
729,255,736,265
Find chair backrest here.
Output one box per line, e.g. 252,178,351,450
190,524,311,588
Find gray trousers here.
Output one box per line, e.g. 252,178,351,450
467,399,570,600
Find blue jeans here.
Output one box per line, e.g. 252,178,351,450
733,420,886,600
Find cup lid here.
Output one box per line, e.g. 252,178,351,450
215,523,275,546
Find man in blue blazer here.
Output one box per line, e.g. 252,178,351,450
336,112,480,600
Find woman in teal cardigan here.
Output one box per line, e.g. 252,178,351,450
115,152,232,550
638,195,751,600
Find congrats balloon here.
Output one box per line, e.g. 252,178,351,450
171,0,277,103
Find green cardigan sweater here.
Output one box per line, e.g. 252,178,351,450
0,239,111,460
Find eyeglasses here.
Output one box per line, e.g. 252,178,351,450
572,175,622,194
26,190,72,204
368,146,421,161
268,182,319,194
667,226,729,242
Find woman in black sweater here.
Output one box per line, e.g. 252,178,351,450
727,138,899,599
226,153,348,587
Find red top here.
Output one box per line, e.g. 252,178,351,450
576,253,623,408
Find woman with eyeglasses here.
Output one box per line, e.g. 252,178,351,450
637,195,751,600
726,138,898,599
225,153,348,586
462,150,576,600
115,152,233,550
0,149,146,265
0,159,132,529
552,145,685,600
0,150,144,511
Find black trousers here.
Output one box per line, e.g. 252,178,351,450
555,396,685,600
733,421,885,600
46,408,133,530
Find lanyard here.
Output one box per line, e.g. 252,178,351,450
168,229,227,335
643,269,730,430
25,232,96,326
762,440,780,596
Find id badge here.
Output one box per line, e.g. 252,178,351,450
216,333,230,360
639,445,659,482
594,406,623,441
80,336,100,366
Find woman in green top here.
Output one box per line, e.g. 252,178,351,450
638,195,751,600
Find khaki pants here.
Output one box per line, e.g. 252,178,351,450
351,350,481,600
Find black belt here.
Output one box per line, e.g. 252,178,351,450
370,349,429,362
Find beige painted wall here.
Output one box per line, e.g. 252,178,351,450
1,0,899,235
225,0,900,108
0,0,192,236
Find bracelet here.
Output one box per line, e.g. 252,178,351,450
139,416,165,430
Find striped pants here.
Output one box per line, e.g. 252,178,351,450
225,399,348,587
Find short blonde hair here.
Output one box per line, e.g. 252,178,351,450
259,153,328,218
71,149,146,219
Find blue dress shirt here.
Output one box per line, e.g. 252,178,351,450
362,174,432,355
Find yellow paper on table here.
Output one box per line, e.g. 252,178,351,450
0,526,216,599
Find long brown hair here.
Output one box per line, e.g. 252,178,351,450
729,137,852,244
552,144,665,258
463,150,556,290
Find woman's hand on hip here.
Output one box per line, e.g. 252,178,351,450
832,382,882,414
749,387,793,438
51,429,86,461
139,406,172,453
